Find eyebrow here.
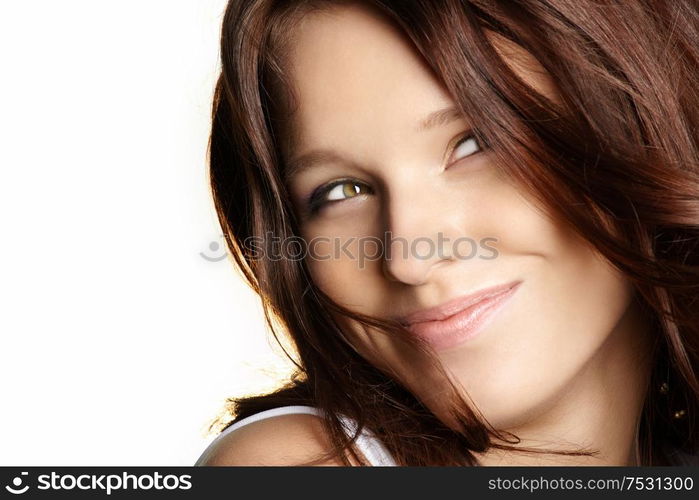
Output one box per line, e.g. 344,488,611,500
416,105,464,132
284,105,464,182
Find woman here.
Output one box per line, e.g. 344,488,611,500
195,0,699,466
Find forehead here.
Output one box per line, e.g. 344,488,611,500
281,3,454,154
279,3,560,159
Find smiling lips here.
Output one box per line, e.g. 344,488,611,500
399,281,522,351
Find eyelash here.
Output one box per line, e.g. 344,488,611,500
305,132,486,215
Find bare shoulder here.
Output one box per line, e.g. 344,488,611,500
197,413,354,466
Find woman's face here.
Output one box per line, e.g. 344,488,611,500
281,4,642,430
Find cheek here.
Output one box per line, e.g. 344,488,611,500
302,222,382,304
443,194,636,428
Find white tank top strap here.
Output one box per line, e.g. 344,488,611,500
333,408,397,467
195,405,397,466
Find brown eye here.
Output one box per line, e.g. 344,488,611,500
325,181,371,201
307,179,373,214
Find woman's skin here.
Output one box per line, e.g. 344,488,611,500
278,2,654,466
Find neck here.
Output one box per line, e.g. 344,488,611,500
476,300,654,466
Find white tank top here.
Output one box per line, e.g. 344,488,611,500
194,405,398,466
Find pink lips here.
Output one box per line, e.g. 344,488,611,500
400,281,522,351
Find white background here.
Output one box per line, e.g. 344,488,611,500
0,0,294,465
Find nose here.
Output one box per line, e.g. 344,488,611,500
380,188,456,286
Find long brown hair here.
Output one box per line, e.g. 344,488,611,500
206,0,699,465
